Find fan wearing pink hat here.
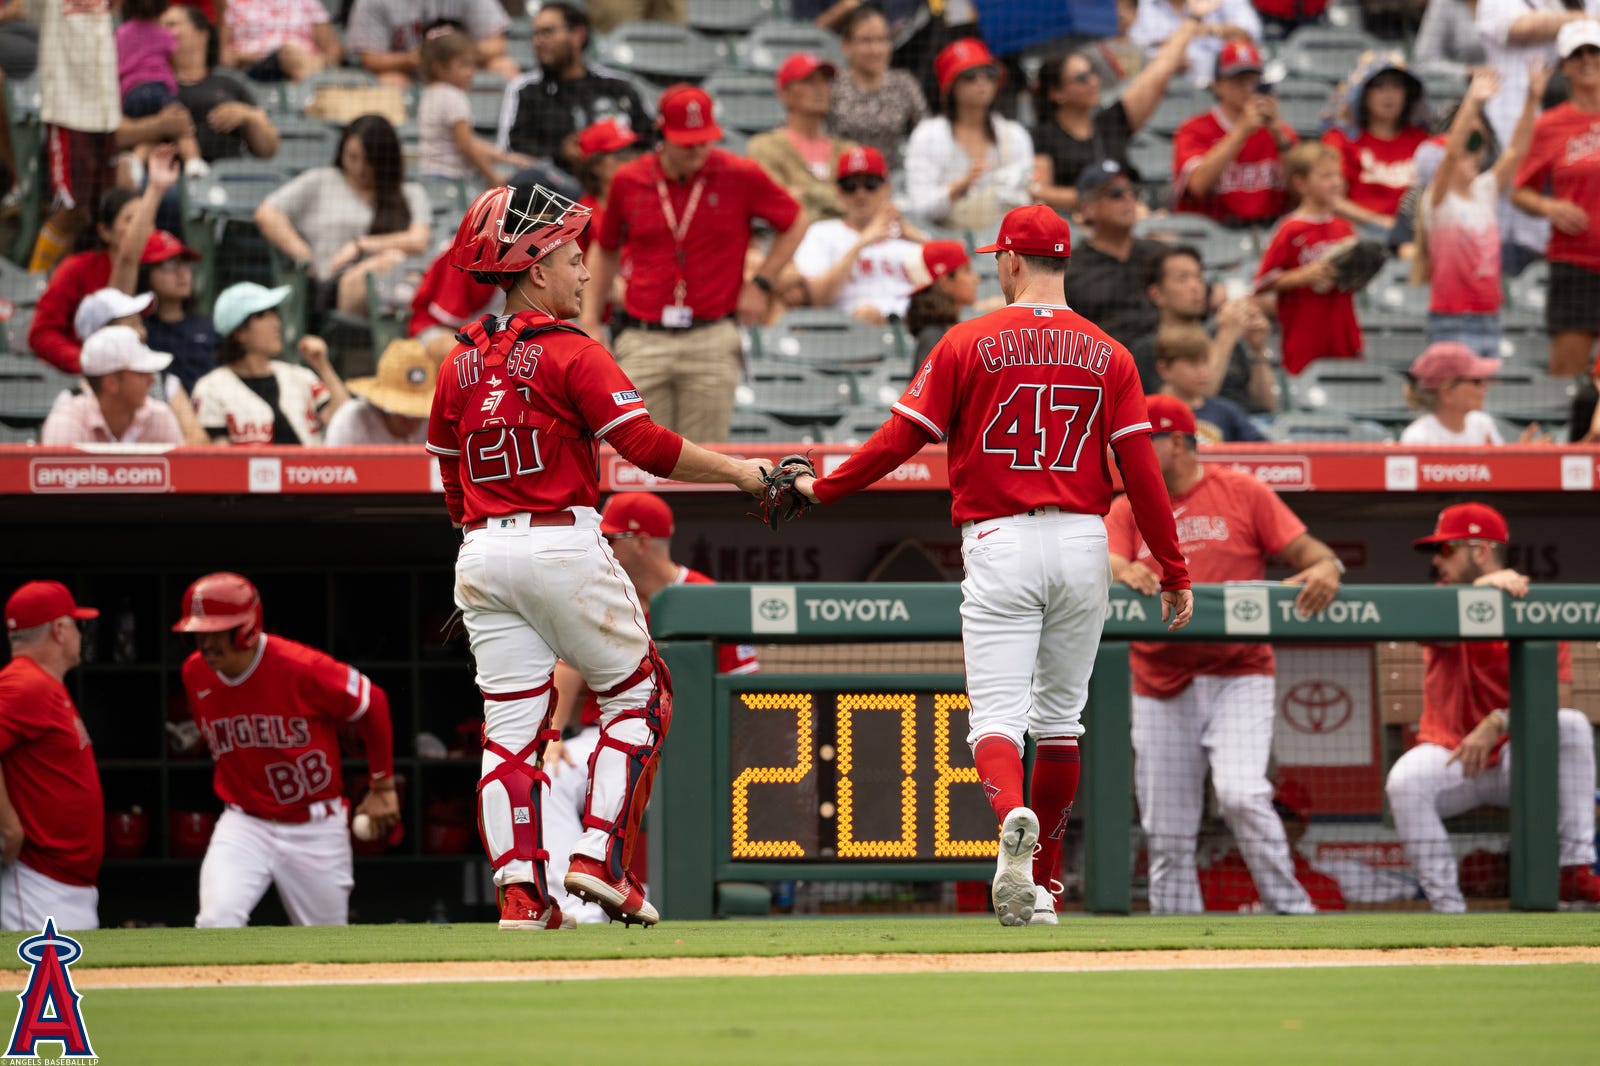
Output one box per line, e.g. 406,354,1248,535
748,53,859,222
791,146,925,324
905,38,1034,231
1399,342,1535,445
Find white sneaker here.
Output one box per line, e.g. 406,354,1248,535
1029,881,1062,925
992,807,1040,927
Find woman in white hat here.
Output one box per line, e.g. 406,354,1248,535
189,282,348,445
323,338,433,445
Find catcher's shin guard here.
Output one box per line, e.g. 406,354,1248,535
579,647,674,882
477,678,560,901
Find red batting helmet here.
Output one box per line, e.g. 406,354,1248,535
449,184,592,285
172,572,263,650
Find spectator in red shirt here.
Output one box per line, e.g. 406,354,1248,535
0,582,102,931
580,84,808,442
1321,52,1431,237
1385,503,1600,912
1253,141,1363,374
408,248,503,367
572,117,643,322
1513,20,1600,377
1173,40,1297,226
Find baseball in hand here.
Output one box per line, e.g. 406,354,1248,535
351,813,378,841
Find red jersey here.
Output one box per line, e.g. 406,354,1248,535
1106,466,1306,698
1419,638,1573,760
575,566,756,726
1514,104,1600,271
408,250,499,336
1254,214,1363,374
426,311,654,525
1174,110,1295,224
892,302,1150,525
598,149,801,322
182,634,379,819
28,249,112,375
0,658,103,887
1323,126,1428,219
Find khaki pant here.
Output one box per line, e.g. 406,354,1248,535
585,0,687,35
613,319,740,443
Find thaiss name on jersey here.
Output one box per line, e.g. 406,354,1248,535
200,714,313,755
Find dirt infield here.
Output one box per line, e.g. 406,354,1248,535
44,945,1600,989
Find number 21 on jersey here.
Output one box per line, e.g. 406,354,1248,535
981,384,1102,470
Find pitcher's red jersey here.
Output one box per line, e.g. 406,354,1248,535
427,311,652,523
182,635,378,819
891,301,1152,525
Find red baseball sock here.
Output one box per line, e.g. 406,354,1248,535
973,734,1026,825
1031,738,1081,887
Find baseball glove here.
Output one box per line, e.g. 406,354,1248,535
757,453,817,531
1321,237,1388,294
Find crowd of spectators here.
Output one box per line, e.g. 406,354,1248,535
5,0,1600,448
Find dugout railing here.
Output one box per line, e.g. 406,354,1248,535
648,583,1600,920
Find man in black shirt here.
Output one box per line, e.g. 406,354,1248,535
1061,160,1165,347
495,2,651,179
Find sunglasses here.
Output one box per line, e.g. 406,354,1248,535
1434,539,1484,558
603,532,639,543
1096,185,1136,200
838,176,885,193
1571,45,1600,59
1069,70,1096,84
959,66,1000,82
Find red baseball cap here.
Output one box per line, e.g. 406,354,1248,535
974,204,1072,257
1145,394,1197,436
1273,779,1313,823
934,38,999,98
657,83,723,146
601,493,674,538
776,52,836,89
906,239,970,292
577,117,641,159
1412,502,1509,551
141,230,200,264
837,145,887,180
1215,40,1263,80
5,580,98,632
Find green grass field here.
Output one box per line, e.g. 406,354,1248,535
1,915,1596,1065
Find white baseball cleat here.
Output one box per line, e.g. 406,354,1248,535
992,807,1040,927
1029,881,1062,926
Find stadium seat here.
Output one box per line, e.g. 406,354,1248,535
825,405,894,444
735,363,856,423
1133,215,1255,272
1506,260,1549,315
1281,26,1384,84
753,309,894,373
1485,366,1581,423
363,255,431,362
726,408,821,444
0,258,47,311
734,21,846,74
5,76,43,265
1289,359,1412,424
272,116,340,170
700,72,787,133
1268,411,1393,442
596,21,727,84
1360,328,1427,371
1271,78,1334,138
688,0,782,35
0,422,35,443
1498,328,1549,364
1145,85,1204,139
0,354,76,428
469,85,507,135
281,68,381,118
1126,132,1174,187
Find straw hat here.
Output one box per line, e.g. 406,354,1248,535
345,339,437,418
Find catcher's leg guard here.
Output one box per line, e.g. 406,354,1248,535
478,678,561,902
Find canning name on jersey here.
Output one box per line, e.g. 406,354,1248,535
182,635,376,820
892,302,1149,525
425,311,651,523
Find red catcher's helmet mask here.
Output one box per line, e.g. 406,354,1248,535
172,572,263,650
450,184,592,286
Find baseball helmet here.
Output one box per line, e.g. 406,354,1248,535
172,572,263,650
449,184,592,286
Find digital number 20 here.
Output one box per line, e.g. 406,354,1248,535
981,384,1102,471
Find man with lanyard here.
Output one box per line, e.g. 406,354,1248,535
580,83,809,443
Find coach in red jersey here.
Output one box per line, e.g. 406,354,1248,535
0,582,102,931
1173,41,1296,226
789,204,1193,927
579,83,808,443
429,183,769,930
1107,395,1342,915
174,573,398,928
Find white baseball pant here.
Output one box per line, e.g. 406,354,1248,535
542,724,608,923
1385,708,1597,913
195,802,352,927
0,861,98,932
1133,674,1314,915
455,508,658,888
960,508,1110,749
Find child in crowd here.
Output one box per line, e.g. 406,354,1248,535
1153,323,1266,442
1254,141,1363,375
1400,340,1528,444
116,0,206,178
904,240,979,362
417,26,532,186
1416,66,1548,358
